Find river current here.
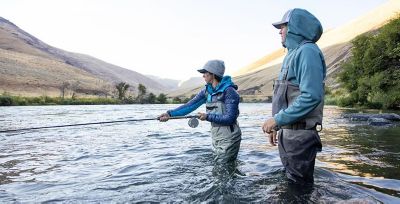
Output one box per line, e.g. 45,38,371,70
0,104,399,203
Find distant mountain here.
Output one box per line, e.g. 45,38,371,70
178,77,203,89
146,75,180,90
167,77,204,96
0,17,168,97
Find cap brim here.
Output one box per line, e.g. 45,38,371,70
197,69,207,74
272,21,287,29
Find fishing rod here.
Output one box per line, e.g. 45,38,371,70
0,115,200,133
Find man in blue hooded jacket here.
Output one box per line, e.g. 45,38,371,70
159,59,242,164
262,9,326,185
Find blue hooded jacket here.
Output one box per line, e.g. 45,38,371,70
274,9,327,126
168,76,240,125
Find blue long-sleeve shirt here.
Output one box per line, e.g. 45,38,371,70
168,76,240,126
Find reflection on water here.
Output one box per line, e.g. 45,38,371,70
318,107,400,198
0,104,399,203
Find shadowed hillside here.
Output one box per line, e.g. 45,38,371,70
0,17,168,97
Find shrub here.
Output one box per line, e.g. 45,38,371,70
338,15,400,109
0,96,12,106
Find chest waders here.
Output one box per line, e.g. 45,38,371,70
206,90,241,164
272,41,323,184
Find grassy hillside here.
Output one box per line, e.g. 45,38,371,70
0,16,168,97
233,0,400,101
173,0,400,101
0,48,111,97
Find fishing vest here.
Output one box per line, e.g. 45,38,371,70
205,89,225,122
205,88,237,130
272,41,324,130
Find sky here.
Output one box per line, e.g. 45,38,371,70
0,0,388,81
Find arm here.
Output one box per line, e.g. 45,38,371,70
206,87,240,125
167,89,206,117
274,45,325,126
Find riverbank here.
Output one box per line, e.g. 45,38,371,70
0,94,189,106
0,95,119,106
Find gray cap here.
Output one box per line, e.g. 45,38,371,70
272,9,293,29
197,59,225,77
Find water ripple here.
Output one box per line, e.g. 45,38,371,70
0,104,399,202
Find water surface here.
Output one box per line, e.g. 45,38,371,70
0,104,399,203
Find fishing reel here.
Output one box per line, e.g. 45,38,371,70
188,117,199,128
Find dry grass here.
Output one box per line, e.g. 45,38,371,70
0,48,112,97
219,0,400,99
0,16,168,97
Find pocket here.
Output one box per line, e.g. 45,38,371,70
282,130,318,155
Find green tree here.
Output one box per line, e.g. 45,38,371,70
115,82,130,100
147,93,157,104
172,97,182,104
338,15,400,109
138,84,146,96
136,83,147,103
157,93,167,104
59,81,70,99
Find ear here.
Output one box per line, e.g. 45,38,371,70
211,73,216,81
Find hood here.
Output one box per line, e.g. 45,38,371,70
285,8,323,49
206,76,237,95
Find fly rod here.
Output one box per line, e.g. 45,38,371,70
0,115,200,133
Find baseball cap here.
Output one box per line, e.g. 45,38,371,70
197,59,225,77
272,9,293,29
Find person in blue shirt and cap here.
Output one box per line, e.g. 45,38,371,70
159,60,242,165
262,9,326,185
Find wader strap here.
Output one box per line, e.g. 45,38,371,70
281,123,323,132
230,125,234,132
281,122,316,130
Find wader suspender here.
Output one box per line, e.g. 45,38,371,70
275,40,324,131
205,89,236,133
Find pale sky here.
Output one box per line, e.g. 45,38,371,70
0,0,387,81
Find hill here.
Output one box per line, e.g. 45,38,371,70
233,0,400,101
0,17,167,97
173,0,400,101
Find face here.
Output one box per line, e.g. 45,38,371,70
202,72,214,84
279,24,288,47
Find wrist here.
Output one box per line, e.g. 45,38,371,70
205,113,210,121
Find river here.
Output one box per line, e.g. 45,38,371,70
0,104,399,203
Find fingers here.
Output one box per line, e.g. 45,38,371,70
158,113,169,122
272,131,277,146
262,119,278,146
268,131,277,146
159,116,168,122
262,121,272,134
197,112,207,121
269,132,274,145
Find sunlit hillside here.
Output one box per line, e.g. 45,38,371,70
233,48,285,77
234,0,400,79
223,0,400,101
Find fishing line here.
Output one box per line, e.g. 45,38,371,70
0,115,199,133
